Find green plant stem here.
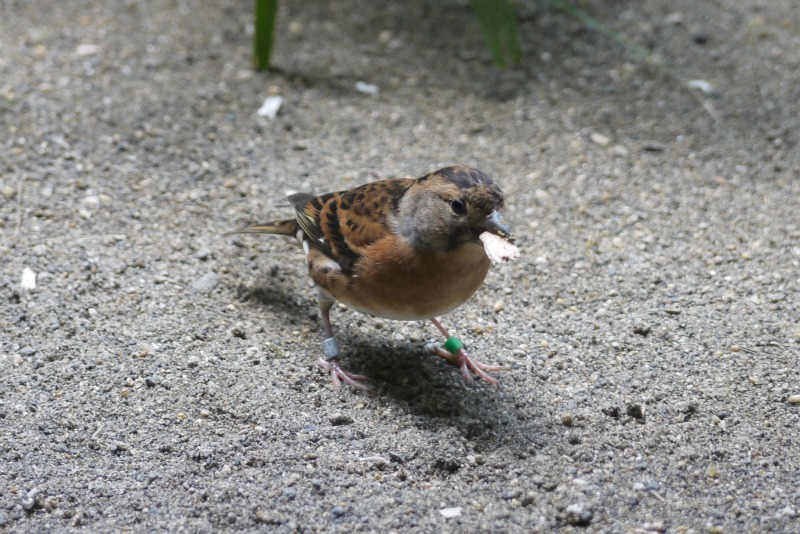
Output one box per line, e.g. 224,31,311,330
470,0,521,67
253,0,278,70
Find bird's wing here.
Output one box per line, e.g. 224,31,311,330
288,178,414,272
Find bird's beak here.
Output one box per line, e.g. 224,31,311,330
480,210,513,240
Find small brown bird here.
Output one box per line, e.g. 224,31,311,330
230,165,515,388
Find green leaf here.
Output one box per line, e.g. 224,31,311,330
470,0,521,67
253,0,279,70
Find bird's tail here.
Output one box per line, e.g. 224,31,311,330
225,219,299,237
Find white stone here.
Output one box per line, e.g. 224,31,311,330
355,81,379,95
21,267,36,290
439,507,462,519
256,96,283,119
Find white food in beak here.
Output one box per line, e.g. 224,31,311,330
479,232,520,265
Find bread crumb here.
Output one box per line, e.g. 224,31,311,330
479,232,519,265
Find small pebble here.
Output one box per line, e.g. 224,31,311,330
494,300,505,313
254,510,277,524
564,503,593,526
687,79,714,94
612,144,630,157
378,30,392,44
439,507,462,518
780,506,797,518
643,521,667,532
591,132,611,146
787,395,800,405
354,81,379,95
331,505,347,517
76,43,99,56
109,442,128,453
191,272,219,293
22,488,40,511
329,413,353,426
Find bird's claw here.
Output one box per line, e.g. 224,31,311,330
432,347,504,386
317,358,371,390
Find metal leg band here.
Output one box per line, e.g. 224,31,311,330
321,337,340,360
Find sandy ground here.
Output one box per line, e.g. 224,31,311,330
1,0,799,531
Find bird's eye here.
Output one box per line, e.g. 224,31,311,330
449,199,467,216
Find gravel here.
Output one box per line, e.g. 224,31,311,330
1,0,799,532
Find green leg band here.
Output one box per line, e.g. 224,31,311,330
443,336,464,355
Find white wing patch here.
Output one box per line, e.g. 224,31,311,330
295,229,312,256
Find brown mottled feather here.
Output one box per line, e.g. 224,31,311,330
335,179,414,249
290,179,415,263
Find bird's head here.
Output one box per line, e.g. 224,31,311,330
394,165,512,251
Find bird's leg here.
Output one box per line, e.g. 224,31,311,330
429,317,503,386
316,298,370,389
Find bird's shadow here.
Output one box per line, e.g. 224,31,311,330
345,335,557,452
235,278,552,450
235,279,310,321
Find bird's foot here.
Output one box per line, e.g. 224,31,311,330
317,358,371,390
431,346,504,386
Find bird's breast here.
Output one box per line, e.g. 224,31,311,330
328,240,491,320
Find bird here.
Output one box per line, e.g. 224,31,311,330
229,165,515,388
